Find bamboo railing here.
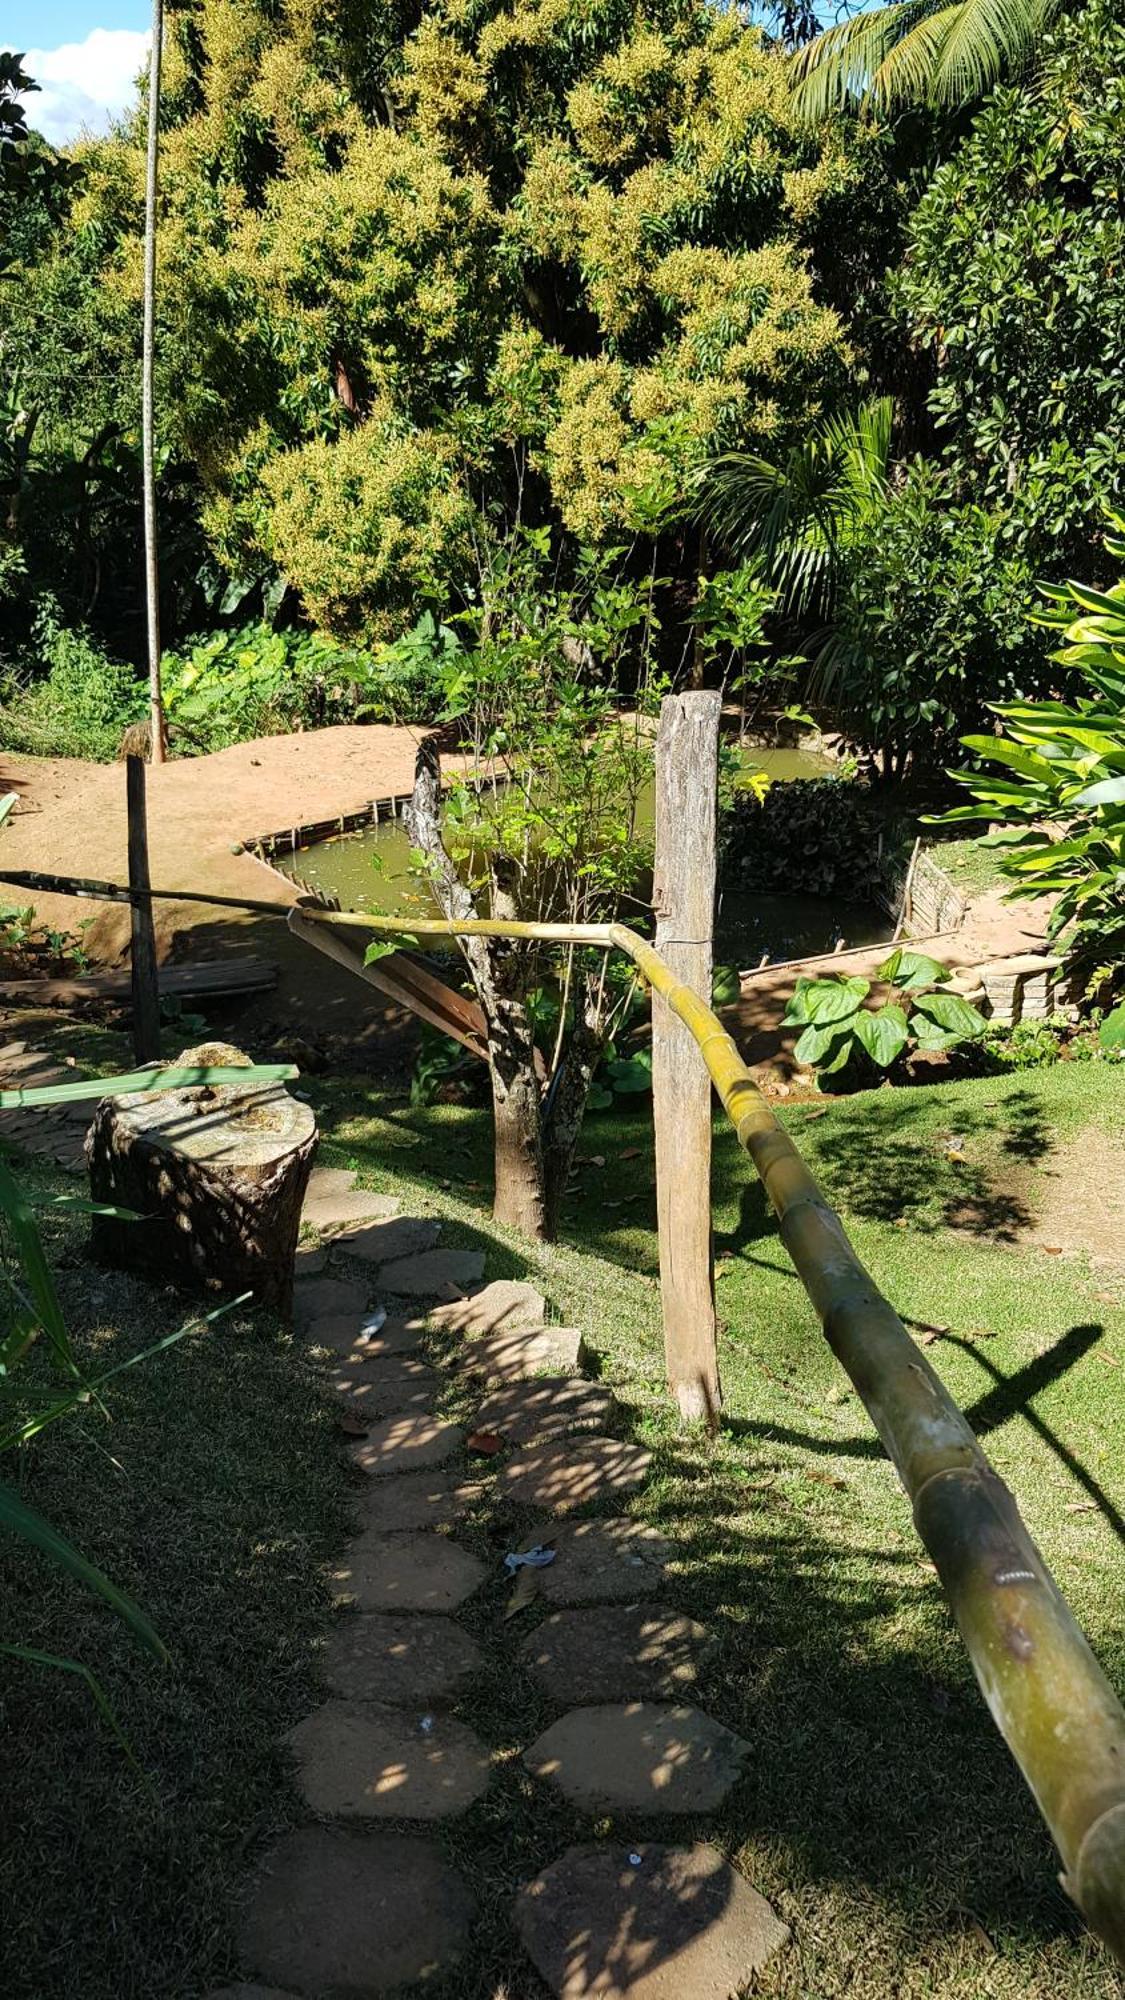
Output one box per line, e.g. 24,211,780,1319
3,870,1124,1958
296,904,1125,1964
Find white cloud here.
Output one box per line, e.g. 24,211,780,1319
8,28,150,147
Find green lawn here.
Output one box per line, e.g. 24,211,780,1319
3,1055,1124,1997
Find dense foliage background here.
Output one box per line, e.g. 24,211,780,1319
1,0,1123,765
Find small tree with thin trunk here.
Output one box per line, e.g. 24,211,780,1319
399,537,660,1241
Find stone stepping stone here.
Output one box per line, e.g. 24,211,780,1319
515,1842,789,1999
430,1279,547,1337
524,1704,750,1814
287,1700,490,1819
358,1471,486,1533
293,1276,368,1326
520,1607,713,1704
308,1313,425,1360
306,1186,403,1233
501,1438,651,1513
473,1376,615,1445
331,1529,486,1612
465,1325,590,1383
537,1519,674,1605
331,1215,441,1264
331,1354,441,1414
378,1248,486,1296
324,1612,483,1705
238,1825,475,1994
293,1245,327,1279
349,1413,462,1477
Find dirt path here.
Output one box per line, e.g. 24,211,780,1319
0,727,444,1039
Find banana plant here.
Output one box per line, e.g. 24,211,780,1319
937,512,1125,1039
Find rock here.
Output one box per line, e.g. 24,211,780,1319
349,1413,462,1476
331,1216,441,1264
287,1701,490,1820
501,1438,651,1513
306,1313,424,1360
430,1280,548,1337
537,1519,674,1605
357,1472,486,1534
330,1529,486,1613
465,1326,591,1383
238,1826,475,1994
304,1186,402,1233
378,1248,486,1296
515,1842,789,1999
293,1276,368,1326
473,1376,615,1445
524,1705,750,1814
323,1613,484,1705
519,1607,713,1704
330,1355,441,1414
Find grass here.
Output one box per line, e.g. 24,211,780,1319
3,1049,1125,1996
931,834,1012,898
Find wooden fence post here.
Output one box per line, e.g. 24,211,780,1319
652,689,721,1424
126,754,161,1062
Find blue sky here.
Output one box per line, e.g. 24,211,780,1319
5,3,150,144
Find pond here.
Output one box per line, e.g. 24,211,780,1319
274,747,885,968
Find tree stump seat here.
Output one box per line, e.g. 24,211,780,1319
87,1042,316,1315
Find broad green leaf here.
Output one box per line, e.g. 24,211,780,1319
0,1482,167,1660
1099,1003,1125,1051
911,1013,960,1052
853,1004,909,1068
878,949,949,990
798,977,867,1024
911,991,987,1041
1073,775,1125,808
711,964,742,1008
794,1019,850,1066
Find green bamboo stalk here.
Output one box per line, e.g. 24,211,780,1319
0,1065,296,1111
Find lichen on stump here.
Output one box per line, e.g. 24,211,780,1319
87,1042,316,1315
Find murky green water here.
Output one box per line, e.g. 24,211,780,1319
275,747,883,967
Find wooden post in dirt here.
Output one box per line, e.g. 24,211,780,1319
652,689,721,1424
126,755,161,1062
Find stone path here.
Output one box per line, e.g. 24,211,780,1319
222,1170,789,1998
0,1036,93,1170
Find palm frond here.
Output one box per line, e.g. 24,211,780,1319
791,0,1056,118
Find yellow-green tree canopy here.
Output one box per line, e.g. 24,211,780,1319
6,0,865,639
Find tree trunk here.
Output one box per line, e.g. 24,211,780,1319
87,1042,316,1317
405,738,550,1239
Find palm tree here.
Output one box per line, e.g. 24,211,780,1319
790,0,1059,121
699,396,893,635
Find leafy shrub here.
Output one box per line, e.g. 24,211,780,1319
784,948,986,1081
938,513,1125,1037
719,774,908,903
0,606,145,760
162,623,375,750
360,612,465,724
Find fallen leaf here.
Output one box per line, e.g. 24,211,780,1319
915,1321,950,1346
503,1565,542,1620
1066,1502,1098,1514
1095,1349,1119,1368
338,1412,370,1437
1042,1245,1064,1255
893,1217,908,1229
467,1430,506,1457
804,1468,847,1491
620,1147,642,1161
